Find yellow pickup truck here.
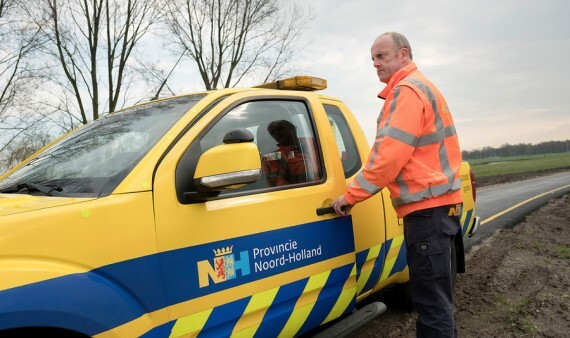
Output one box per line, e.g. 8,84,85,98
0,76,478,337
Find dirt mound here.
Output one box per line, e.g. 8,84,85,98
454,193,570,337
355,193,570,337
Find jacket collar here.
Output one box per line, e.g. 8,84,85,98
378,62,417,99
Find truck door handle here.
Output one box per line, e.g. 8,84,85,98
316,206,336,216
316,205,347,216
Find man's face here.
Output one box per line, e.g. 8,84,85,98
269,123,296,146
371,36,407,84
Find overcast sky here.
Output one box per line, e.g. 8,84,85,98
287,0,570,151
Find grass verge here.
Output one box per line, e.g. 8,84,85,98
468,153,570,187
469,153,570,178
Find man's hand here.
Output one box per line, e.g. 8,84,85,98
331,195,353,216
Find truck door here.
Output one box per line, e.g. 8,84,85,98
151,94,356,337
321,101,399,300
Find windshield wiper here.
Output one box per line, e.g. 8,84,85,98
0,182,65,197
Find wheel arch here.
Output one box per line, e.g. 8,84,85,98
0,260,160,337
0,326,91,338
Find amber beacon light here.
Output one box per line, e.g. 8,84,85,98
254,76,327,91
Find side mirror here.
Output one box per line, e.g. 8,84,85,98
189,129,261,200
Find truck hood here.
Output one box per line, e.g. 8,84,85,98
0,193,96,217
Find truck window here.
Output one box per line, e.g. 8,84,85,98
179,100,323,199
0,94,205,197
323,104,361,178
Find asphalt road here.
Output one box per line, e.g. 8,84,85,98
465,171,570,250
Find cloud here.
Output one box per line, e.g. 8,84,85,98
291,0,570,150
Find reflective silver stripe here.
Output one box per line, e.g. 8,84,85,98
438,138,453,183
386,87,401,126
369,87,401,167
377,107,384,124
403,77,455,184
404,78,439,128
392,178,462,207
368,138,380,168
391,76,460,205
378,126,418,146
416,125,457,147
396,172,409,203
356,171,382,195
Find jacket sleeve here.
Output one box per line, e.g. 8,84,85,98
345,85,424,205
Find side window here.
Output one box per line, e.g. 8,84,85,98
323,104,361,178
188,100,322,197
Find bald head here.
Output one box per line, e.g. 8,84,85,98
374,32,413,60
371,32,413,83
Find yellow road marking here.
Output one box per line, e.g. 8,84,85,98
481,184,570,225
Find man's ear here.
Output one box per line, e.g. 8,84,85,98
400,47,410,60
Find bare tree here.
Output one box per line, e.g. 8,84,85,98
105,0,163,112
0,0,39,120
0,0,46,171
0,129,52,174
164,0,311,91
23,0,163,129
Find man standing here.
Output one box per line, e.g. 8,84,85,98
331,32,463,337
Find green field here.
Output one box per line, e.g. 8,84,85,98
469,152,570,178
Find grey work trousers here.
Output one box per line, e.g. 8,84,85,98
403,205,461,338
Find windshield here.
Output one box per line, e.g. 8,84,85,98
0,94,206,197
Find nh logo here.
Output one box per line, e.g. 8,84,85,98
448,204,462,217
197,246,251,288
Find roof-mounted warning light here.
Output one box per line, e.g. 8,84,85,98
254,76,327,91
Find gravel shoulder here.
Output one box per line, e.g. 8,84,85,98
354,193,570,337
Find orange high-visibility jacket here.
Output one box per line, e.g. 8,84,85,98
345,62,463,217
